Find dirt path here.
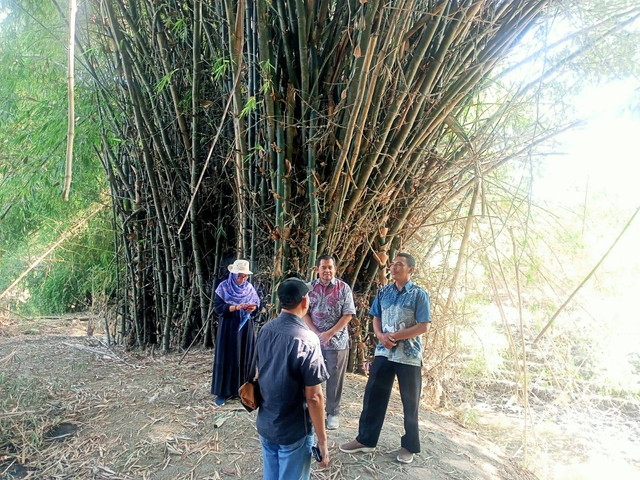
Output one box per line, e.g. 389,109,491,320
0,317,537,480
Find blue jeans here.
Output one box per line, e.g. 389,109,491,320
259,433,314,480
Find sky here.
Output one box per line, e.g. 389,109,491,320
535,78,640,286
535,81,640,480
485,78,640,480
536,79,640,207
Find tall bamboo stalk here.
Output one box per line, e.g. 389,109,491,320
62,0,77,202
82,0,564,363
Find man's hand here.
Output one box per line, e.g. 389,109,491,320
378,332,397,349
305,384,329,467
303,315,321,335
318,330,334,347
317,440,330,468
372,316,397,349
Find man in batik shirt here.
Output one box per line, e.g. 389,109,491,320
340,252,431,465
303,254,356,430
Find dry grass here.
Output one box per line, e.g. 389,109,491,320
0,315,536,480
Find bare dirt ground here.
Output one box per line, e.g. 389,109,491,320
0,315,539,480
450,375,640,480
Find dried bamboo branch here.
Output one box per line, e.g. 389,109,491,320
62,0,77,202
533,205,640,345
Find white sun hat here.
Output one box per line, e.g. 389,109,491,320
228,259,253,275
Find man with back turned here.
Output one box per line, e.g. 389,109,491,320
256,277,330,479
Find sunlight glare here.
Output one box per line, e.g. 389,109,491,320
536,79,640,206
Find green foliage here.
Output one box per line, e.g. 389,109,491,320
259,60,274,95
0,1,100,243
1,207,117,316
156,69,179,93
211,57,229,82
0,0,114,315
0,372,50,454
169,16,188,42
460,354,490,379
20,211,116,315
239,96,256,119
454,406,479,428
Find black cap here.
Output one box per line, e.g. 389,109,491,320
277,277,311,308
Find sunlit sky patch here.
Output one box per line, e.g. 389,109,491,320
537,77,640,401
536,79,640,207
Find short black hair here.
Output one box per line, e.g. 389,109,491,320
316,254,337,267
277,277,312,309
395,252,416,267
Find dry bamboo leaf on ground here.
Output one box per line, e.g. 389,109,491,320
212,411,236,428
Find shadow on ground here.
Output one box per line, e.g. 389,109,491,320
0,316,537,479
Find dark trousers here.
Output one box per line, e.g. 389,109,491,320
356,356,422,453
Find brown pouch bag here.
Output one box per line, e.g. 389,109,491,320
239,380,262,412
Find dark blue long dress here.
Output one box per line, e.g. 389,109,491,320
210,294,256,398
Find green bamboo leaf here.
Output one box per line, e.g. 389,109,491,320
239,96,256,119
156,69,178,93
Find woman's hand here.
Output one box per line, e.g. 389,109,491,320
231,303,256,312
231,303,244,312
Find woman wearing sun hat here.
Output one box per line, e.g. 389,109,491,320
211,259,260,406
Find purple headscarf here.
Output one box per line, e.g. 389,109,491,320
215,273,260,329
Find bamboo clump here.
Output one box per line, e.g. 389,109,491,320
73,0,550,363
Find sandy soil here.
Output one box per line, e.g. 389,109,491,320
0,316,537,480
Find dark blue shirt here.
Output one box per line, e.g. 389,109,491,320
256,312,329,445
370,280,431,366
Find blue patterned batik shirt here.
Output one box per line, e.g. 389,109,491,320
369,280,431,367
